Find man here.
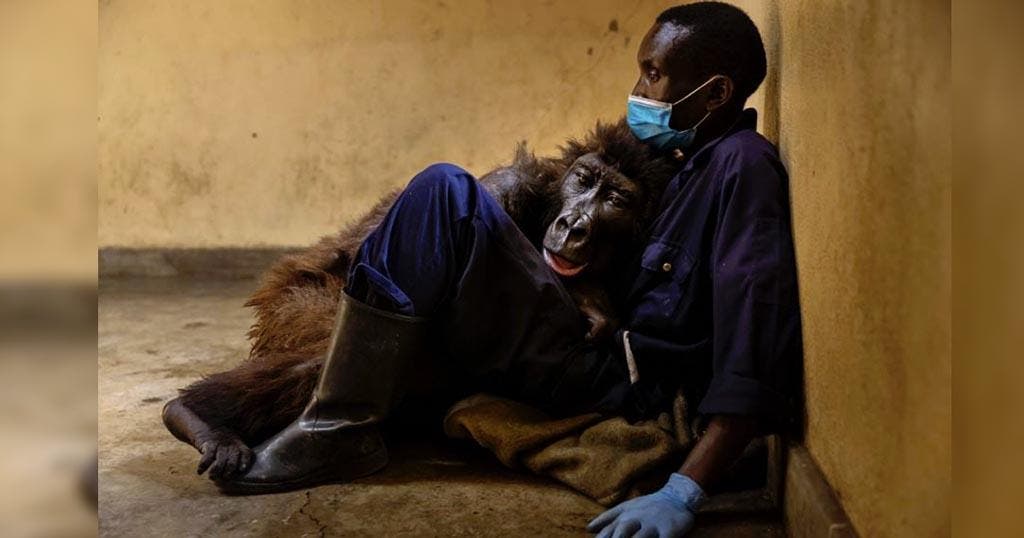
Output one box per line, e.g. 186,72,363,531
220,2,802,536
585,4,803,536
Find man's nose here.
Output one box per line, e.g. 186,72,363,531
630,78,646,99
626,75,651,98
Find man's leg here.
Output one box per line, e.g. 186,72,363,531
218,163,634,494
345,162,632,415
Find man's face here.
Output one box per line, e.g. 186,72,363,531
631,22,707,132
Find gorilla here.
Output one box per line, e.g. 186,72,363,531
162,118,677,479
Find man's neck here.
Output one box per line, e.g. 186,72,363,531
673,106,745,162
692,106,744,151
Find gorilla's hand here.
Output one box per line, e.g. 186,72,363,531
196,430,253,480
573,284,619,342
583,305,618,342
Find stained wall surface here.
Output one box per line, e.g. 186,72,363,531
98,0,688,247
764,1,951,537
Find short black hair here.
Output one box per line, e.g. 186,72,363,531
656,2,767,102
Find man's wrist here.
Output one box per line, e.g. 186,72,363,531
662,472,706,512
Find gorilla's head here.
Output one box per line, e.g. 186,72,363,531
539,119,678,279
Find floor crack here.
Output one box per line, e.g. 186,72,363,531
297,490,327,538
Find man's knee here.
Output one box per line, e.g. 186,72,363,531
405,162,478,198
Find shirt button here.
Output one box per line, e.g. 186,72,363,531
662,262,672,272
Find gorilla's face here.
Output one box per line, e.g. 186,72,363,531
542,152,642,278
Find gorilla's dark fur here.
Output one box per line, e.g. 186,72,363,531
170,118,677,449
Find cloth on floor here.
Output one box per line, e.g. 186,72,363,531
442,389,701,506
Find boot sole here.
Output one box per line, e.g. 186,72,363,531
214,446,389,496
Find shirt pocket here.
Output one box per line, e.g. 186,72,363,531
635,240,697,324
640,240,695,282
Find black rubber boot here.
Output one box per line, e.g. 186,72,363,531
216,292,430,495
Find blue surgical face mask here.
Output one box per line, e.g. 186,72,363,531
627,76,717,151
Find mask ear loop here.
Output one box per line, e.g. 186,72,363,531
671,75,720,106
673,76,719,134
691,110,712,130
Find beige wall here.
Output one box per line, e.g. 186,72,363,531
1,0,96,280
761,1,951,537
98,0,685,247
99,1,951,536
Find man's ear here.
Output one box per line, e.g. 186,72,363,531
705,75,734,111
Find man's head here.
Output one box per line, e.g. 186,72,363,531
632,2,766,137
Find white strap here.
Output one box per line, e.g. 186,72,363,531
622,330,640,385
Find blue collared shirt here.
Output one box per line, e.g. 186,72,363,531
617,109,803,431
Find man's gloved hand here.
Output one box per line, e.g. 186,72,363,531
586,472,705,538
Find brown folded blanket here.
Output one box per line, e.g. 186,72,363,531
442,390,700,506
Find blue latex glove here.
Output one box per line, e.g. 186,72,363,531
586,472,705,538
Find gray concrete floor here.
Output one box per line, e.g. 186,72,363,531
98,277,785,537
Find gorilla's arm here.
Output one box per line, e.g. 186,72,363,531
478,165,548,226
477,145,560,247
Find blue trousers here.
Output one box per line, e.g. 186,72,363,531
344,163,637,420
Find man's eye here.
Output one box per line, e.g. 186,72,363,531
608,193,629,208
647,69,660,82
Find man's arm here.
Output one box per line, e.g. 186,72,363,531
677,414,759,488
586,415,760,537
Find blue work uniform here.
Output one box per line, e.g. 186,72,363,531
345,108,802,433
615,109,803,432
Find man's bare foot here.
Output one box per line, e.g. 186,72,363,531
161,397,253,479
